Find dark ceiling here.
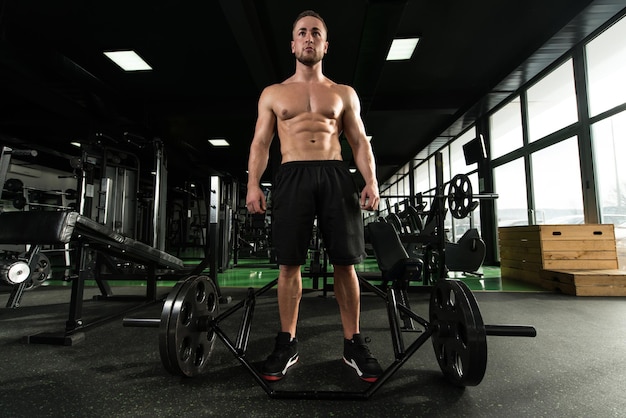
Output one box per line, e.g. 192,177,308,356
1,0,624,189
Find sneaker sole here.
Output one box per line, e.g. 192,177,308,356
261,354,299,381
343,357,379,383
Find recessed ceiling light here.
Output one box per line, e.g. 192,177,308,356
104,50,152,71
208,138,230,147
386,38,420,61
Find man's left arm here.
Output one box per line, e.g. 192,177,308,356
342,86,380,211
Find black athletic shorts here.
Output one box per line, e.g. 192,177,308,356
271,160,366,266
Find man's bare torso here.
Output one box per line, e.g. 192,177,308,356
269,77,347,163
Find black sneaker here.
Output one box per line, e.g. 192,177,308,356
261,332,299,381
343,334,383,382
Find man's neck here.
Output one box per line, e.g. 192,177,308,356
294,60,325,82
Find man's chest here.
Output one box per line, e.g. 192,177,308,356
275,86,343,120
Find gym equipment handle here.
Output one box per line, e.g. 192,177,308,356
123,317,160,328
485,324,537,337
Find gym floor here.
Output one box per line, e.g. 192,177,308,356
1,258,625,417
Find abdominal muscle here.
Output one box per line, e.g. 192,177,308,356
277,112,343,163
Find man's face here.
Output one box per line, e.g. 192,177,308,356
291,16,328,65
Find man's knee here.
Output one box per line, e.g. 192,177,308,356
279,264,302,279
332,264,356,277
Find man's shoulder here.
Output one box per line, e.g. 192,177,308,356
259,83,289,103
262,83,284,93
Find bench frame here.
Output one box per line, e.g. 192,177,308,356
0,211,184,345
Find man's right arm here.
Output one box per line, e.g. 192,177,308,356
246,87,276,213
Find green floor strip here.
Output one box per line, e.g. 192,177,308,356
40,256,546,292
220,258,544,292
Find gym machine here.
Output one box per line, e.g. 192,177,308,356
380,162,496,281
0,146,57,307
0,139,192,343
186,175,234,302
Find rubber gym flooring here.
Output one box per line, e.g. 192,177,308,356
1,258,625,417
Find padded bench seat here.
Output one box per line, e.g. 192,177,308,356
0,211,183,270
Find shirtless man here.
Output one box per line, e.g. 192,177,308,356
246,10,382,382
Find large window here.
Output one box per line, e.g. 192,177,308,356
494,158,528,227
586,15,626,117
530,137,583,224
527,59,578,142
592,111,626,268
450,128,477,175
592,110,626,224
414,160,430,195
380,163,412,217
490,97,523,159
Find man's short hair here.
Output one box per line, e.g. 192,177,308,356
293,10,328,34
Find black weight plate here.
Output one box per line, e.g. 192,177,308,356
24,253,51,290
447,174,473,219
158,279,188,374
429,279,487,386
159,276,219,377
4,178,23,192
13,195,26,210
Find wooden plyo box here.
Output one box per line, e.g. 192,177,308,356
499,224,625,296
539,269,626,296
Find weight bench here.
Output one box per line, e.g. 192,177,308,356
366,221,425,288
0,210,184,345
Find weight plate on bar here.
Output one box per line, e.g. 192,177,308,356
12,195,26,210
24,253,51,290
429,279,487,386
447,174,473,219
159,275,219,377
4,178,23,192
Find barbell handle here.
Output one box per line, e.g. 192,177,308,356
123,317,160,328
485,324,536,337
